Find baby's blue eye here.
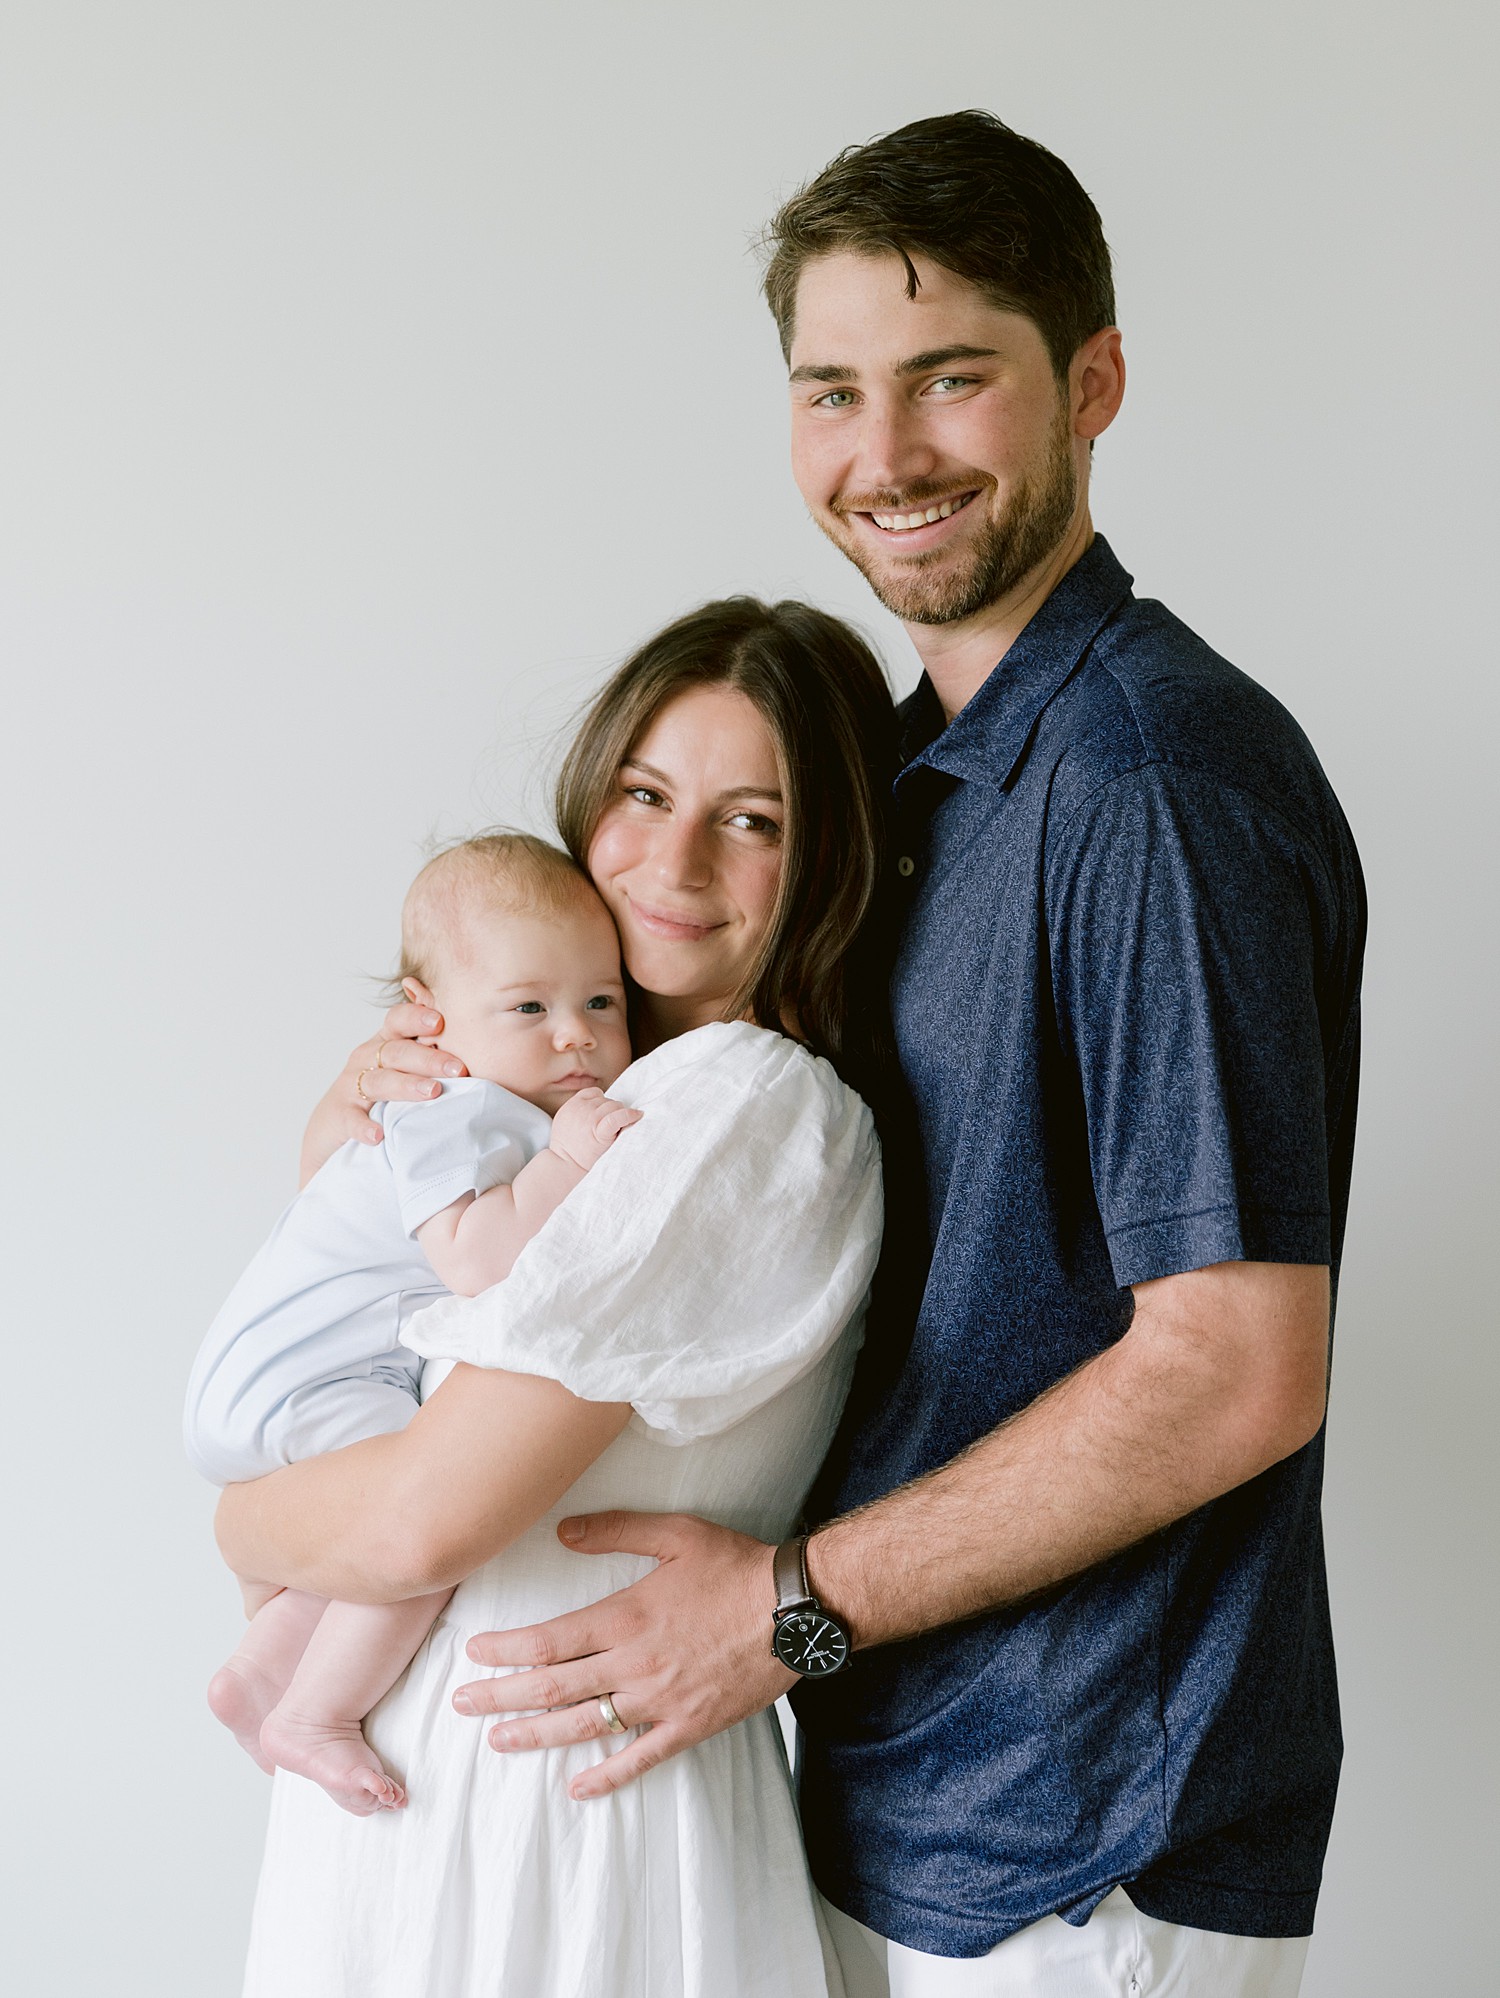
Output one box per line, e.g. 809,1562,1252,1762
585,995,613,1011
514,1001,544,1015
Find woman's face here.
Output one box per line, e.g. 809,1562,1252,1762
586,683,785,1032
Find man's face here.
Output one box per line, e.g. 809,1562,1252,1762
787,251,1082,626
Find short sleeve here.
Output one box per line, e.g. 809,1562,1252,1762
1047,762,1334,1289
378,1079,553,1238
401,1022,883,1443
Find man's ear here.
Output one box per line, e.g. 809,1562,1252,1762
1072,326,1126,443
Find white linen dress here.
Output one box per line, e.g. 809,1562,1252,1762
241,1022,883,1998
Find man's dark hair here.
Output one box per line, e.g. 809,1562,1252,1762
761,110,1115,382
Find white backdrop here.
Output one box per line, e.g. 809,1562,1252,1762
2,5,1495,1993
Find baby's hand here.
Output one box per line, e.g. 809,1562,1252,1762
549,1088,643,1173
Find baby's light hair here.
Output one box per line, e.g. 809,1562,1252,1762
393,830,602,999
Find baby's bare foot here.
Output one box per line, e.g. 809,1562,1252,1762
259,1705,406,1817
208,1659,282,1774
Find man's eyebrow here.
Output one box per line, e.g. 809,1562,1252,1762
623,757,782,804
894,344,1000,377
789,344,1000,388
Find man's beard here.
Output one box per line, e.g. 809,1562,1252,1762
822,404,1078,627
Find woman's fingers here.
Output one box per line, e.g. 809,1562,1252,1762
344,1039,461,1109
381,997,450,1050
301,1004,458,1182
357,1058,452,1103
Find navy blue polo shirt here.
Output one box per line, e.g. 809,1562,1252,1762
794,536,1364,1956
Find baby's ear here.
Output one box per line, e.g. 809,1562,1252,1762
402,977,437,1012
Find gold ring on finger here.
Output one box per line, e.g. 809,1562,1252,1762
597,1694,627,1735
374,1039,394,1069
355,1068,374,1105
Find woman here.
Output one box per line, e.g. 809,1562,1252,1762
212,596,899,1997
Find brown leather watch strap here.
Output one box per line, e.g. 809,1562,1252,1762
772,1534,812,1615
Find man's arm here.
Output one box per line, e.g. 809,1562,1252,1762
452,1258,1328,1798
802,1257,1327,1643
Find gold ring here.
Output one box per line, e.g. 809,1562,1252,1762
374,1039,394,1069
354,1068,374,1105
597,1694,627,1735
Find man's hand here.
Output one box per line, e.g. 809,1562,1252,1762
451,1513,796,1800
451,1265,1330,1803
548,1089,643,1173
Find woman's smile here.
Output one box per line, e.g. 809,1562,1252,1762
625,896,728,942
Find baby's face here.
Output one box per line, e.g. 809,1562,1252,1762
427,896,632,1116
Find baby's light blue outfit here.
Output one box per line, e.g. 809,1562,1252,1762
184,1079,551,1486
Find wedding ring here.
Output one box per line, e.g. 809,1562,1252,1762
597,1694,627,1735
374,1039,394,1069
354,1068,374,1104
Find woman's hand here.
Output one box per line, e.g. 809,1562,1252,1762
299,991,468,1186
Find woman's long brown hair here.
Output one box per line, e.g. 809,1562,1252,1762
555,596,900,1112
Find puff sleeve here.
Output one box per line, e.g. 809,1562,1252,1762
401,1021,882,1444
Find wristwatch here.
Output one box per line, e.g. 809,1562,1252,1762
771,1534,851,1677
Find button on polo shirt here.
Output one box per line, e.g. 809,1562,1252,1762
794,537,1365,1957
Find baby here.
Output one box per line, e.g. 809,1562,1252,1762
184,832,638,1815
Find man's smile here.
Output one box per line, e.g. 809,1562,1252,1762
867,490,978,533
838,487,982,552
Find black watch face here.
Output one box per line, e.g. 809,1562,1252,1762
773,1609,850,1677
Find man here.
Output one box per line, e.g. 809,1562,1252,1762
455,112,1363,1993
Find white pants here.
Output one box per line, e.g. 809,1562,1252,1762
822,1887,1309,1997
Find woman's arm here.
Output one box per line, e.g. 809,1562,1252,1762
214,1363,631,1603
301,994,467,1187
